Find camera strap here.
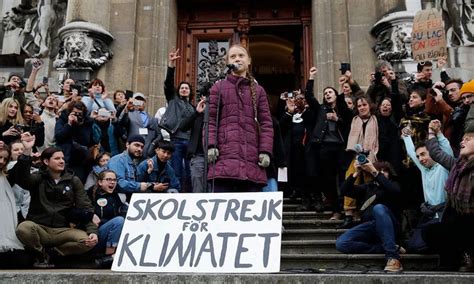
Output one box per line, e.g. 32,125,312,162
93,98,104,109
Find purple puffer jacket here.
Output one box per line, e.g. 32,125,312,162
206,74,273,185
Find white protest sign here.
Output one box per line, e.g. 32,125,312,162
411,8,447,62
112,192,283,273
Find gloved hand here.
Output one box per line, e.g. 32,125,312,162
208,148,219,163
258,153,270,168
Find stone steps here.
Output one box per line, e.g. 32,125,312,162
283,211,334,219
282,228,348,241
283,219,343,229
281,253,440,271
282,240,338,254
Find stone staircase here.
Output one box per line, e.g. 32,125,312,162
280,198,440,271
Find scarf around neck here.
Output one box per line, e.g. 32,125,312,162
346,115,379,163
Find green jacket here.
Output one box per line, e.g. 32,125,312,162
15,156,97,234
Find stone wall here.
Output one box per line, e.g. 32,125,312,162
311,0,404,98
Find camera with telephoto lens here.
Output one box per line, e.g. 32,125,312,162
374,71,383,84
354,144,370,165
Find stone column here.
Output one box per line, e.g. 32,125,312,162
142,0,178,114
311,0,336,99
66,0,110,29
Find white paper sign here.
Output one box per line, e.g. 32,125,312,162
112,192,283,273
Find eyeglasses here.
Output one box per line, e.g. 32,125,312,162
102,178,117,182
462,94,474,100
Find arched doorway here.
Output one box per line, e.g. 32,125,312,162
176,0,312,109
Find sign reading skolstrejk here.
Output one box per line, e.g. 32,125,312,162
112,192,283,273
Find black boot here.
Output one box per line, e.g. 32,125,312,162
338,215,355,229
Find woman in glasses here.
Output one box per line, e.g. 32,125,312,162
88,169,125,268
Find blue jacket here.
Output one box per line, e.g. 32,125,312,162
107,151,143,194
136,156,181,191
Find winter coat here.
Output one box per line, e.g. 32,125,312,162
137,156,181,191
14,155,97,234
206,74,273,185
160,67,195,139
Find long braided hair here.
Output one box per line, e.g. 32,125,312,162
228,44,260,134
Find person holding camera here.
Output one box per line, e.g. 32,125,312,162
335,159,403,272
81,79,116,117
340,95,379,228
137,139,180,193
117,92,161,158
0,98,25,146
55,101,100,182
0,73,27,111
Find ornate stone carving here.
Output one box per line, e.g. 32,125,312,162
371,11,415,61
1,0,67,57
440,0,474,46
197,40,228,94
53,21,113,70
372,24,413,61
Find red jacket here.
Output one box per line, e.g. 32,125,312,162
206,74,273,185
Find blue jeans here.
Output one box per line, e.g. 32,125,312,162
336,204,400,260
97,216,125,250
171,138,191,191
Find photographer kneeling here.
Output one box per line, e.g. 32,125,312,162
335,159,403,272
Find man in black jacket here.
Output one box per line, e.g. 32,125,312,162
335,160,403,272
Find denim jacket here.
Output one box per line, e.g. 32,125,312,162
136,155,181,192
108,151,142,193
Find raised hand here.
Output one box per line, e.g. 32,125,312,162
168,48,181,67
309,67,318,80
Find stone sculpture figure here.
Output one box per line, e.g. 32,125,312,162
441,0,474,46
373,24,413,61
53,31,113,69
1,0,66,57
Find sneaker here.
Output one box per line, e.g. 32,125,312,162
384,258,403,272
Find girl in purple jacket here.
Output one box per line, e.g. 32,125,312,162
206,44,274,192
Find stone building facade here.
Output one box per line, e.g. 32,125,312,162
1,0,471,113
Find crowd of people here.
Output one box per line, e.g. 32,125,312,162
0,47,473,273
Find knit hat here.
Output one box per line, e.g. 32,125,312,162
460,80,474,95
127,134,145,144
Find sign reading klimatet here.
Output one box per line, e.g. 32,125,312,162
112,192,283,273
411,8,447,62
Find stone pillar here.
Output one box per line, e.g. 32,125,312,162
139,0,178,114
312,0,336,99
66,0,110,29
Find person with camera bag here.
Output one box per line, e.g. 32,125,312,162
335,160,404,272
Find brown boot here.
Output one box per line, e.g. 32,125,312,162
384,258,403,272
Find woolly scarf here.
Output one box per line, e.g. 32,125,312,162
0,175,24,252
346,115,379,163
445,158,474,214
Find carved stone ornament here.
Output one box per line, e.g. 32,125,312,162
371,11,415,61
1,0,67,57
440,0,474,47
53,21,113,70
